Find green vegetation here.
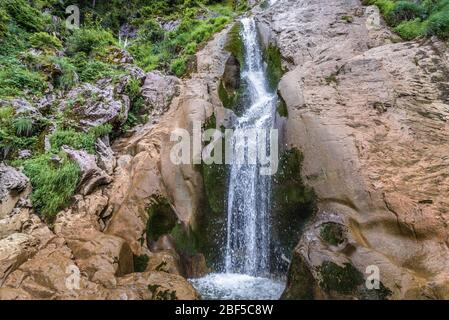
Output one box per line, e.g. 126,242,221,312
271,148,316,273
264,44,284,91
145,195,201,255
146,196,178,242
320,222,345,246
29,32,62,51
277,96,288,117
133,254,149,272
49,124,112,154
225,22,244,66
0,1,248,226
363,0,449,39
20,153,80,221
66,28,116,56
341,15,354,23
128,2,242,75
318,261,364,294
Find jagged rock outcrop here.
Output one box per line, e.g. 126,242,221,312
258,0,449,299
61,146,112,195
60,79,130,129
140,71,181,118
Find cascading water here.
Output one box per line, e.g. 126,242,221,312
190,13,285,300
224,17,274,276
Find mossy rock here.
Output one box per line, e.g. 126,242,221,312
281,253,316,300
271,148,316,274
198,115,229,268
133,254,149,272
320,222,345,246
225,22,244,67
318,261,364,294
146,196,178,242
170,223,201,256
276,95,288,118
263,44,285,91
220,22,246,116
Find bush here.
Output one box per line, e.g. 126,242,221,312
0,8,10,38
2,0,46,32
21,153,80,221
170,56,188,77
49,56,78,90
0,59,46,98
388,1,426,26
394,18,427,39
66,28,116,56
427,10,449,38
12,117,33,137
78,60,117,83
49,124,112,154
29,32,62,51
137,19,165,43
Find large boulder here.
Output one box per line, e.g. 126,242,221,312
61,146,112,195
60,82,130,129
140,71,180,117
259,0,449,299
0,164,30,218
117,271,200,300
0,233,39,286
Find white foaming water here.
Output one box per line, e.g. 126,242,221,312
191,15,283,300
225,16,276,276
190,274,285,300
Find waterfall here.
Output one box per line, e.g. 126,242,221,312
224,17,277,276
190,12,285,301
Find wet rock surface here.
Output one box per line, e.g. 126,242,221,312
258,0,449,299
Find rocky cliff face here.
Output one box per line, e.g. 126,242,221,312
257,0,449,299
0,23,235,299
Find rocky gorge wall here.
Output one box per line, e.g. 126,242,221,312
256,0,449,299
0,21,237,299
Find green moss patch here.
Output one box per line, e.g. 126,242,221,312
318,261,364,294
146,196,178,242
133,254,149,272
320,222,345,246
271,148,316,273
264,44,284,91
225,22,244,67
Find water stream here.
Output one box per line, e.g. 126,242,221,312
190,13,285,300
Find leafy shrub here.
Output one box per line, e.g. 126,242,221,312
0,59,46,98
365,0,449,40
50,129,96,153
394,18,427,39
388,1,426,26
170,56,189,77
0,8,10,38
427,9,449,38
137,19,165,43
49,56,78,90
88,123,112,138
78,60,117,83
49,124,112,154
66,28,116,56
21,153,80,221
2,0,46,32
29,32,62,51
